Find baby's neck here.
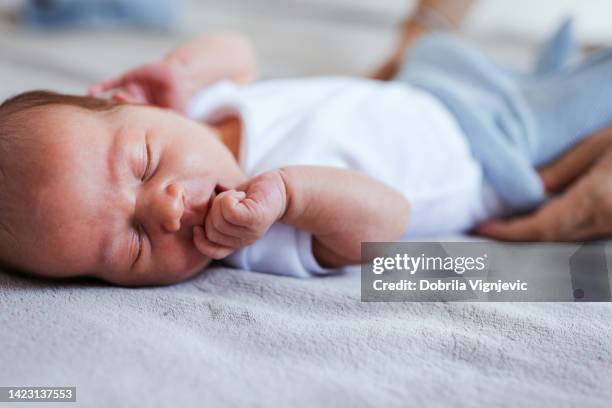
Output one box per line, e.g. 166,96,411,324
212,116,242,161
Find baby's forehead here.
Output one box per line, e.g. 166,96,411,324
32,104,120,144
20,107,121,267
35,103,109,123
14,105,119,197
0,104,103,184
0,102,130,276
15,105,104,145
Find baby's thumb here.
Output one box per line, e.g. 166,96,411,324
88,75,125,96
218,189,246,208
225,191,267,227
88,84,102,96
236,175,279,209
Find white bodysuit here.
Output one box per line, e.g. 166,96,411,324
187,77,501,277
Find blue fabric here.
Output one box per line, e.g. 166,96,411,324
534,19,579,75
21,0,177,29
395,19,612,211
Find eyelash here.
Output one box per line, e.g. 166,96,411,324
133,225,144,267
141,141,152,182
134,139,152,267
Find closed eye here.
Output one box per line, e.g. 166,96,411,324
141,138,152,182
131,225,144,268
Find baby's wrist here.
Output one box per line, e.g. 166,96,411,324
271,168,290,222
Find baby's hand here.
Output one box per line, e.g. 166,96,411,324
88,60,193,113
193,171,287,260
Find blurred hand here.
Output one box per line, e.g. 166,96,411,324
477,127,612,241
370,24,427,80
88,60,193,113
370,0,475,80
193,171,287,259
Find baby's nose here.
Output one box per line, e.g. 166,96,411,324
160,183,184,232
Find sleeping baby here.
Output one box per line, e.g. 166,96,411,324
1,25,612,286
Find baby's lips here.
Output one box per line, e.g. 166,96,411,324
215,183,231,194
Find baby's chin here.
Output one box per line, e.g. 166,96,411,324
101,258,212,287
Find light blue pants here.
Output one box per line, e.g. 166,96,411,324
396,20,612,211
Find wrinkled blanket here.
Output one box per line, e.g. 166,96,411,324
1,267,611,407
1,1,612,406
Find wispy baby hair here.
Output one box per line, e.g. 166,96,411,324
0,90,122,273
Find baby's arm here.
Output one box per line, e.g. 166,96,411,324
164,32,258,89
279,166,411,267
195,167,410,268
90,32,257,112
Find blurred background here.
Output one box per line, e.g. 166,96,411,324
1,0,612,101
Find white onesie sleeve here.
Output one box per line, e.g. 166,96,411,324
224,223,341,277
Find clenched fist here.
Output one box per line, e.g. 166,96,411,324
193,171,287,259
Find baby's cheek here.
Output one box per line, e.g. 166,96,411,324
155,240,212,283
174,258,212,282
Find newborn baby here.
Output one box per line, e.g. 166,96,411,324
0,88,416,286
1,28,611,286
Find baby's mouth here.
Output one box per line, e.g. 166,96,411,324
183,184,219,235
201,184,231,224
214,183,231,195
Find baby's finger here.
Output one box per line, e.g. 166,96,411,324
221,196,263,228
87,84,103,96
193,226,233,260
206,226,243,249
111,90,141,103
216,190,248,225
88,76,125,96
210,206,249,238
111,90,129,102
204,219,244,248
125,83,148,103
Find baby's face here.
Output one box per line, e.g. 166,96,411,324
17,104,244,285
